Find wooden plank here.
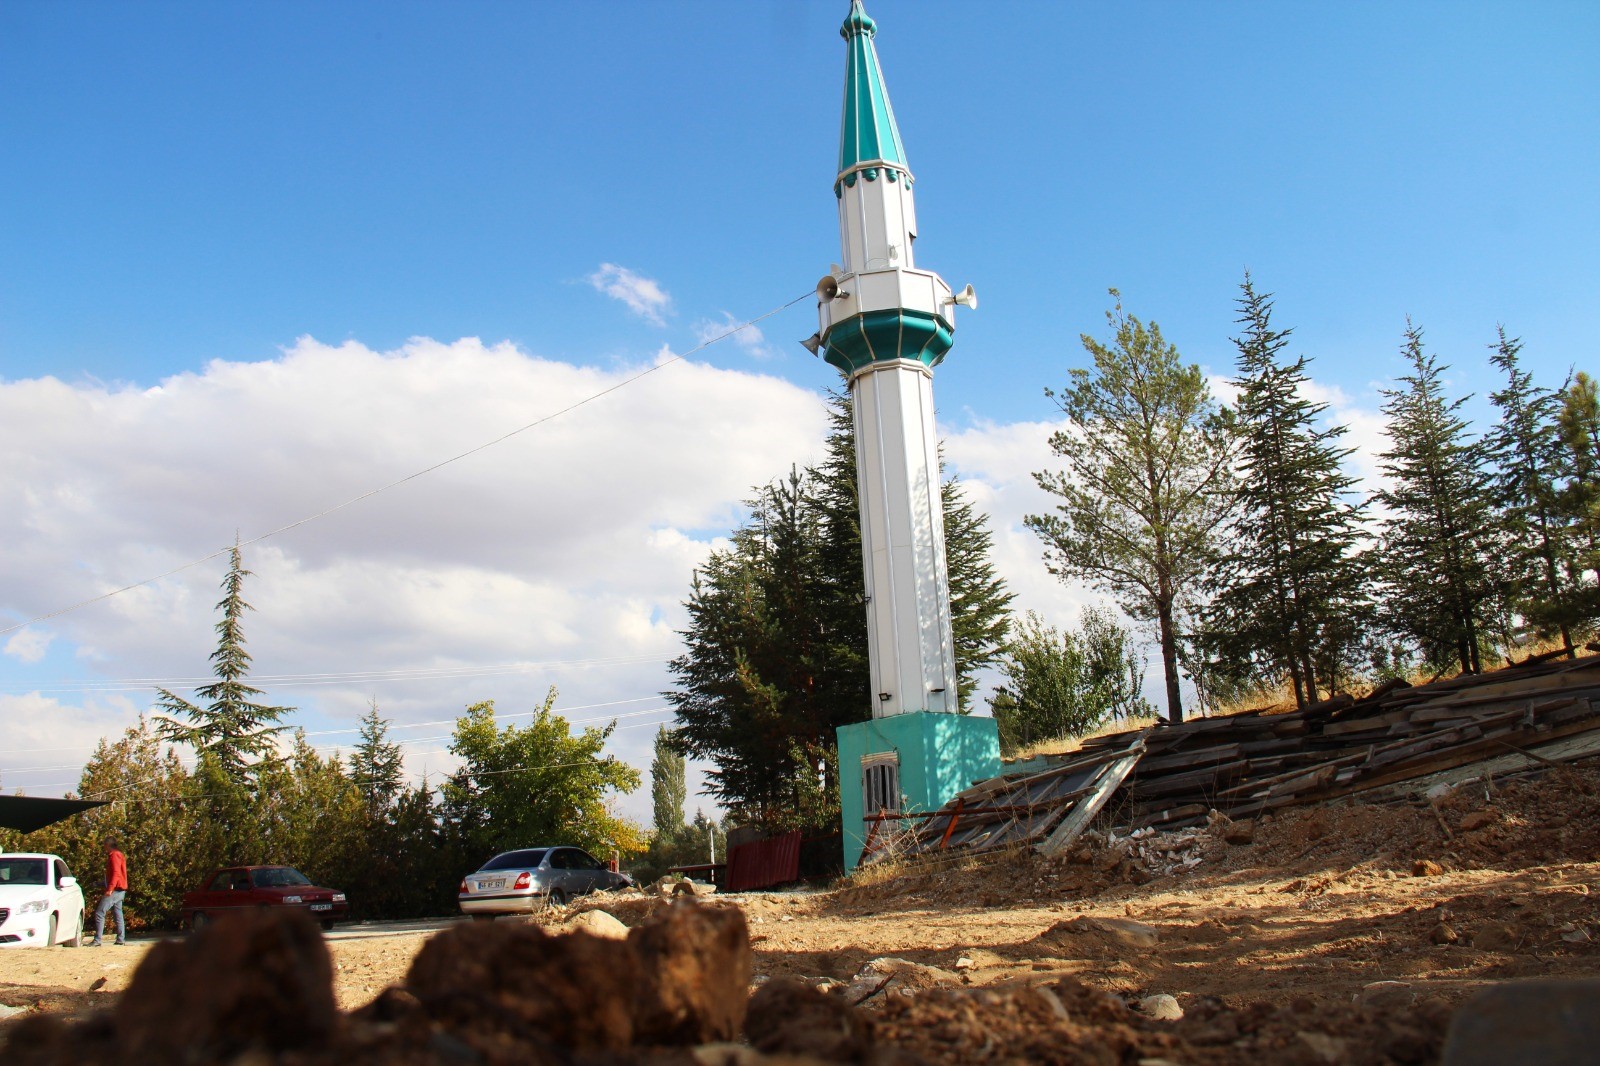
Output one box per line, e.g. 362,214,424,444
1036,745,1145,857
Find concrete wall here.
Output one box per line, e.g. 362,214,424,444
837,711,1001,872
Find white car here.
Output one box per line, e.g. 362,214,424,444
0,853,86,947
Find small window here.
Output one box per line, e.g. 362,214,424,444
862,753,901,816
574,850,604,870
208,871,236,891
481,849,548,872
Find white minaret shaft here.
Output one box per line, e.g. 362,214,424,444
815,1,967,719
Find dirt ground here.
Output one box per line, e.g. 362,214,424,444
6,762,1600,1062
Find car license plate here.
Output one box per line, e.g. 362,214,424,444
480,879,504,890
309,903,332,912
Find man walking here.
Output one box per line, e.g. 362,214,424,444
90,838,127,946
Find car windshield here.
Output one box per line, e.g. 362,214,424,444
0,858,48,886
480,849,547,872
251,867,313,888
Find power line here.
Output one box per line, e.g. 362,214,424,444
0,288,813,640
1,655,670,696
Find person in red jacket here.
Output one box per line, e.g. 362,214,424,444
90,839,127,946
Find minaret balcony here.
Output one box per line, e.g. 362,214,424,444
819,267,955,378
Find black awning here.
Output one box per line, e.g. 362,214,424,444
0,795,108,834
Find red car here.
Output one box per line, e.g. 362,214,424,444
182,866,349,931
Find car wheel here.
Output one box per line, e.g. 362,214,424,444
64,913,83,947
320,919,335,932
191,912,210,932
470,914,496,922
47,914,57,946
547,888,568,907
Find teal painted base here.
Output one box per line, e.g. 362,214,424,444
837,712,1001,872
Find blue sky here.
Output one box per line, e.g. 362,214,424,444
1,1,1596,812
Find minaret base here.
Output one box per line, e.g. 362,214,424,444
837,712,1001,872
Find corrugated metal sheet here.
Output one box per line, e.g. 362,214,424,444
724,830,802,892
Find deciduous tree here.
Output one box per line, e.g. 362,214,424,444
1027,291,1235,722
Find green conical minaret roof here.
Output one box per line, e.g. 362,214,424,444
837,0,908,182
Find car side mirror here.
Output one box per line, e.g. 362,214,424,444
59,876,77,888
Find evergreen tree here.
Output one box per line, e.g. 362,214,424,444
650,725,688,840
349,700,405,818
667,472,846,829
1483,327,1584,653
1372,322,1497,673
944,475,1014,707
1200,277,1370,707
154,544,290,781
811,392,1012,708
1026,291,1235,723
1559,371,1600,587
667,393,1012,827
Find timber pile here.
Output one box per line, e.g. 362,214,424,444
1110,650,1600,832
867,650,1600,865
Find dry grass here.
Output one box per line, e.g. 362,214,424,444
1005,714,1161,761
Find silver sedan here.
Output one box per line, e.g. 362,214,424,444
457,846,631,917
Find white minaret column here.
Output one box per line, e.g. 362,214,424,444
809,1,974,719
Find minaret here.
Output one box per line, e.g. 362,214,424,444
812,0,974,720
812,1,997,871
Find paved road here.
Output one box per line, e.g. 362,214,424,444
323,916,464,942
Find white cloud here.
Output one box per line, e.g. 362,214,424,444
587,263,672,326
694,312,775,360
0,337,829,816
3,626,52,664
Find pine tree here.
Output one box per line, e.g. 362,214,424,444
349,700,405,818
1372,322,1497,674
1026,291,1235,723
650,725,687,841
1483,327,1583,653
1559,372,1600,588
154,543,291,781
1200,277,1370,706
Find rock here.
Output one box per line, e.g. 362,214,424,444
1442,978,1600,1065
1136,993,1183,1020
953,957,975,971
1562,926,1592,944
566,909,630,940
675,879,718,897
1298,1030,1348,1062
631,902,752,1045
1223,820,1256,845
1061,915,1161,949
405,907,638,1051
86,977,107,993
1426,782,1456,802
1413,859,1444,877
844,958,960,1004
746,977,875,1062
1359,980,1419,1009
1430,922,1459,945
1471,923,1522,952
1459,810,1496,832
106,908,337,1063
0,1003,25,1020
